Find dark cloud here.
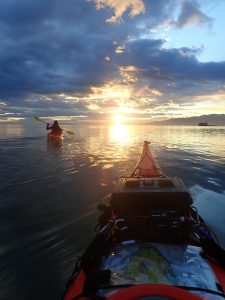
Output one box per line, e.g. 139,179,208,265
0,0,54,25
0,0,119,101
0,0,223,119
116,38,225,101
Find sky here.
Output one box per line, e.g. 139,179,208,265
0,0,225,122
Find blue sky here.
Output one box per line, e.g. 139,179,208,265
163,2,225,62
0,0,225,122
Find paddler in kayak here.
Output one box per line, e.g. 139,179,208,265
46,120,63,136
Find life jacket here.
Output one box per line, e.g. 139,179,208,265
51,124,62,135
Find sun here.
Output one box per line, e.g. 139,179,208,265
113,114,123,125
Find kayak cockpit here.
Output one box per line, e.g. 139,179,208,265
97,241,224,299
66,236,225,300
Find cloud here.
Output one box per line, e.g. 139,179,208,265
0,0,119,101
175,0,212,28
0,0,224,120
118,38,225,82
93,0,145,23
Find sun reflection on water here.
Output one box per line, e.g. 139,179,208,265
109,124,134,145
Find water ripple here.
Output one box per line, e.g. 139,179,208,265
0,124,225,300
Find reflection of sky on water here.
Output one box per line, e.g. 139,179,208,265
1,123,225,193
0,122,225,300
0,124,25,138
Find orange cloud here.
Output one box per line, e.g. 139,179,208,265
93,0,145,23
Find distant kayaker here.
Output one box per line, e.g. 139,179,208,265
46,120,63,135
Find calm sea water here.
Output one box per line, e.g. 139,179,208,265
0,122,225,300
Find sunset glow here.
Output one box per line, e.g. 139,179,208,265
0,0,224,123
113,114,123,125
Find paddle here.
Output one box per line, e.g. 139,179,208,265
33,116,75,136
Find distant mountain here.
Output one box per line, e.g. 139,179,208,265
152,114,225,126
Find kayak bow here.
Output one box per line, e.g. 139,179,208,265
131,141,164,177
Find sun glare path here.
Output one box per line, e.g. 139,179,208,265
109,124,132,145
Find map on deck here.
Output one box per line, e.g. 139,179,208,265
101,242,222,299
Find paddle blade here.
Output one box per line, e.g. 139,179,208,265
64,130,75,136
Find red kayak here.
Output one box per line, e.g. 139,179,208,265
47,132,64,141
62,141,225,300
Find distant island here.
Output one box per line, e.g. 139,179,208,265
151,114,225,126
